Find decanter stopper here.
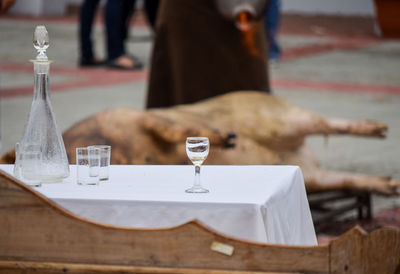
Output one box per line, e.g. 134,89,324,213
33,25,49,61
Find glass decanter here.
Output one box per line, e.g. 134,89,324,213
14,26,70,183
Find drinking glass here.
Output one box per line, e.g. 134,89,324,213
88,145,111,181
76,147,100,185
185,137,210,193
14,142,42,187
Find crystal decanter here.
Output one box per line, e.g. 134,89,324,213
14,26,69,183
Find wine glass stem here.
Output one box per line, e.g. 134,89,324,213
194,165,201,188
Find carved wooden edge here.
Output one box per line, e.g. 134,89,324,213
0,168,314,246
0,168,198,233
0,169,329,273
329,225,400,274
1,169,400,273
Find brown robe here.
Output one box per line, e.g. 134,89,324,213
146,0,269,109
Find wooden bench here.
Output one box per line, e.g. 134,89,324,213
0,170,399,274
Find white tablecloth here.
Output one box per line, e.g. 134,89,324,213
0,164,317,246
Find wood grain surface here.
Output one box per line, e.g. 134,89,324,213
0,169,399,273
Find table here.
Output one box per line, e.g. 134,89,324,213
0,164,317,246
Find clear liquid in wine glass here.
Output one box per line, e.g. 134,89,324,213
187,144,209,165
185,137,210,193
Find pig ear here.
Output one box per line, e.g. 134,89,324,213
141,112,234,147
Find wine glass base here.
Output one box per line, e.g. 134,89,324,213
185,186,209,193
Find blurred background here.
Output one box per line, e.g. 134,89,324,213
0,0,399,240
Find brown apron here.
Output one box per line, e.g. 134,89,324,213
146,0,269,109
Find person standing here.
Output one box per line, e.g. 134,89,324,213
146,0,269,109
79,0,159,70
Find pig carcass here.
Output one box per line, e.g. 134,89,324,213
2,91,398,195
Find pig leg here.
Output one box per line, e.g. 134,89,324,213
142,112,236,147
311,118,388,138
305,169,399,196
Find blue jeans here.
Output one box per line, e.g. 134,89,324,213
265,0,281,60
80,0,135,62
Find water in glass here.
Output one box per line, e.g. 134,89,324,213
185,137,210,193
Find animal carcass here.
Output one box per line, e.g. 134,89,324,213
1,91,398,195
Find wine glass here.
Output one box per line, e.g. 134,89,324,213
186,137,210,193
